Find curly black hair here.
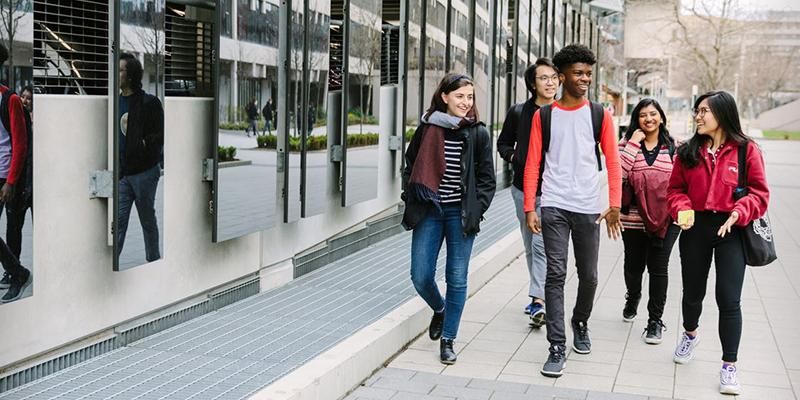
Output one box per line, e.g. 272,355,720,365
552,44,596,72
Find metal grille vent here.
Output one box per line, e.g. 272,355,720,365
32,0,109,95
165,2,214,97
380,24,399,85
328,0,344,91
0,277,260,393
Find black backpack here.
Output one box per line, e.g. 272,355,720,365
539,101,606,172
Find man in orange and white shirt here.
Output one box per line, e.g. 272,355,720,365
522,44,622,378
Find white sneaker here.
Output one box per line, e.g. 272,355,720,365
673,332,700,364
719,364,741,395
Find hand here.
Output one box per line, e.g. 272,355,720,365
526,211,541,234
596,207,623,240
717,211,740,237
677,210,695,231
630,129,646,144
0,182,14,203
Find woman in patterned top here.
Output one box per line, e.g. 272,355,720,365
618,98,679,344
401,73,495,365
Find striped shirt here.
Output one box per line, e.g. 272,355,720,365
618,139,674,231
440,133,463,204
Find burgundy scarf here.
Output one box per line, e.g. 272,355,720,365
408,110,476,209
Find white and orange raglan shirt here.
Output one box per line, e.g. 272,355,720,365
522,100,621,214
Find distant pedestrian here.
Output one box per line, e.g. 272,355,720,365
497,58,559,328
667,91,770,396
308,105,316,135
402,73,495,365
618,98,678,344
262,98,273,135
245,97,258,137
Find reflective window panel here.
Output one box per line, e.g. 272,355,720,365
214,0,279,242
115,0,166,270
301,0,331,218
1,0,34,303
342,0,381,206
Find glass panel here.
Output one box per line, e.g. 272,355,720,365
343,0,381,206
301,0,330,217
1,0,34,303
406,0,422,129
115,0,165,270
516,0,528,103
494,0,509,173
423,0,445,104
215,0,277,241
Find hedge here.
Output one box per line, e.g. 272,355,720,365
255,133,380,152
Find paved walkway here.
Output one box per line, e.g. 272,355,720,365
345,139,800,400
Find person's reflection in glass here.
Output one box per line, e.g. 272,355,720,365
261,98,273,135
245,97,258,137
118,53,163,262
0,43,31,303
6,86,34,260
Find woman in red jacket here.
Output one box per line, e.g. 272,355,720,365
618,98,678,345
667,91,769,396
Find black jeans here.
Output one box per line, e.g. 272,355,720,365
621,224,680,321
540,207,600,349
0,178,25,277
679,211,746,363
6,186,31,259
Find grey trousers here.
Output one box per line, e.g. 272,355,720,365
540,206,600,349
510,186,546,300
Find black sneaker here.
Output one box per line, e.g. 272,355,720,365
540,345,566,377
440,338,457,365
643,319,666,345
623,293,640,322
1,267,31,303
429,310,444,341
0,272,10,289
571,320,591,354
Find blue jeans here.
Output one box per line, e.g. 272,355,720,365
118,164,161,262
410,205,475,340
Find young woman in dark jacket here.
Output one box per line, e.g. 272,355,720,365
667,91,769,396
401,73,495,365
617,98,679,344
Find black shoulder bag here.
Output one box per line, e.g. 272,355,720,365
734,143,777,267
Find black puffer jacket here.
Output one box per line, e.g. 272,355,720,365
124,90,164,177
401,121,496,235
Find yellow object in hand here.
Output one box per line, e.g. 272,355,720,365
678,210,695,226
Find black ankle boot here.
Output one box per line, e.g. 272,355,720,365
440,338,457,364
429,311,444,340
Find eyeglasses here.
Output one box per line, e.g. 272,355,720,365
536,74,559,83
692,107,712,117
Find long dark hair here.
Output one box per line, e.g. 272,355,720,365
120,52,143,91
424,73,480,120
625,98,672,147
677,91,750,168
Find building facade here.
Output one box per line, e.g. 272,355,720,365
0,0,616,389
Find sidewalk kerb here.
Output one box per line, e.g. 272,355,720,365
248,230,523,400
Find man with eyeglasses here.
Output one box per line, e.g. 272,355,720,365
497,58,559,328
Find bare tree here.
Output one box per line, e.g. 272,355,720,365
123,2,165,98
669,0,751,93
0,0,28,86
349,6,382,131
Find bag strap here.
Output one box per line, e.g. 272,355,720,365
0,89,12,134
590,101,604,171
737,142,747,189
